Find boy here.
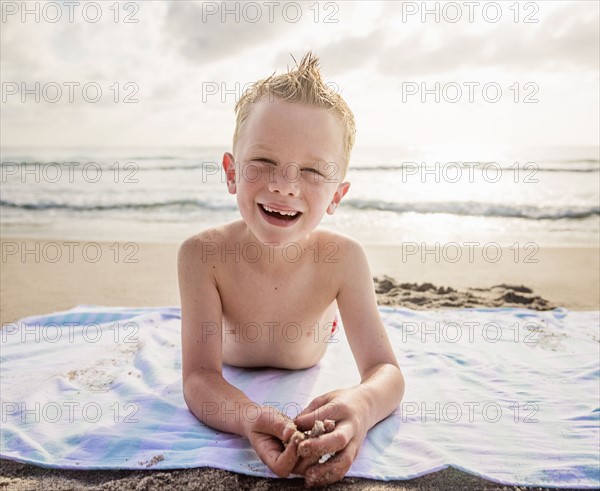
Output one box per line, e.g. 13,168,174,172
178,53,404,488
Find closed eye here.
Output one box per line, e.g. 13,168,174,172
251,158,277,165
302,167,325,177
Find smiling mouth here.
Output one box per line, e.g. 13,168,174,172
258,203,302,222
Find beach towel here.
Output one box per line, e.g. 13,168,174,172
1,305,599,488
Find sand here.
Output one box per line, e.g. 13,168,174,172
1,237,597,490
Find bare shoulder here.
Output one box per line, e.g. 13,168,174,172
178,221,242,263
313,229,367,260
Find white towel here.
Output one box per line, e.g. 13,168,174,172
1,305,598,487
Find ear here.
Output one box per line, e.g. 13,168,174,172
222,152,237,194
326,181,350,215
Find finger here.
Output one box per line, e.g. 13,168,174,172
294,401,339,431
254,434,299,478
253,407,297,442
274,432,302,476
304,445,355,488
278,417,298,443
294,392,335,421
297,421,352,459
295,394,330,419
292,452,321,476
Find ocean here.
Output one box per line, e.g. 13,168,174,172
1,145,598,247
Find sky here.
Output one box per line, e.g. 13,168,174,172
1,0,599,149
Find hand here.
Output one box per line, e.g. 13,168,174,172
292,388,369,488
243,405,301,477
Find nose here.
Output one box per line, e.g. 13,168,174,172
267,164,300,197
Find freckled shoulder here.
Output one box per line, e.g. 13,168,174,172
312,230,367,267
178,222,242,267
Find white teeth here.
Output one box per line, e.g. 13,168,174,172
262,205,299,217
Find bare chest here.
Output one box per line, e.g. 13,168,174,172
217,262,339,367
220,263,336,324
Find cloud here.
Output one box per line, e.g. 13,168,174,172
1,0,597,147
377,2,599,77
302,30,385,75
163,1,298,64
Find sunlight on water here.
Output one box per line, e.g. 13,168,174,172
1,144,598,246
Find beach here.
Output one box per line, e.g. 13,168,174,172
1,239,598,326
1,237,597,490
3,0,599,485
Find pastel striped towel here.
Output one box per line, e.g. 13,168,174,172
1,305,598,487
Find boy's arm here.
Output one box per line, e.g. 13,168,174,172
178,237,298,475
178,236,250,436
293,238,404,486
335,239,405,427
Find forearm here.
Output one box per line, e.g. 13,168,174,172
355,363,405,429
183,369,256,437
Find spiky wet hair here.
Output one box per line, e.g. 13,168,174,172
232,52,355,177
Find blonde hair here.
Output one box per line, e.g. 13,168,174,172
232,52,356,177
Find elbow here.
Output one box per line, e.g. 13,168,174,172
386,360,406,403
378,365,405,412
396,366,406,403
182,369,215,412
182,374,197,411
383,363,406,404
390,360,406,404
